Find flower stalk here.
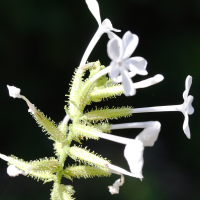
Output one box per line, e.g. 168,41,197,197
0,0,194,199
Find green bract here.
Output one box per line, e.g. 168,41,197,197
3,61,133,200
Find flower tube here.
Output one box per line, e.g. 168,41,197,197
120,74,164,88
110,121,161,147
90,120,161,179
129,76,194,139
79,0,120,68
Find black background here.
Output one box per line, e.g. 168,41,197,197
0,0,199,200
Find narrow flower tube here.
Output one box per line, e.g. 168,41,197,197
129,104,192,138
106,163,143,179
89,65,112,83
62,115,70,125
80,0,120,68
0,153,9,162
130,105,181,113
58,115,70,134
110,121,159,130
129,76,193,138
122,74,164,88
90,131,144,177
110,121,161,146
89,131,132,145
89,75,164,101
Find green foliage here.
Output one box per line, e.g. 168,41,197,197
69,145,110,168
3,61,131,200
31,110,66,142
9,156,57,182
70,124,100,140
93,122,111,133
81,106,132,122
90,84,124,101
64,165,110,179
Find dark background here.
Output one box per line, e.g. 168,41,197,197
0,0,199,200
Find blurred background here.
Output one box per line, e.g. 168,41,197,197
0,0,199,200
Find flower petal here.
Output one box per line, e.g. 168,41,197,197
7,85,21,99
183,75,192,100
7,165,23,177
186,95,194,115
135,121,161,147
133,74,164,89
85,0,101,26
108,179,122,195
115,71,136,83
108,62,120,82
107,37,123,62
122,31,139,60
101,19,120,33
123,57,148,76
120,68,136,96
183,113,190,139
124,140,144,177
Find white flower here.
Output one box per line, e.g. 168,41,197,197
181,75,194,138
110,121,161,147
135,121,161,147
1,154,32,177
7,85,21,98
130,76,194,139
122,74,164,88
7,165,24,177
7,165,33,177
91,121,161,181
7,85,36,114
85,0,119,34
108,179,122,195
91,128,150,178
80,0,120,68
124,140,144,177
90,129,144,178
85,0,101,26
107,31,148,96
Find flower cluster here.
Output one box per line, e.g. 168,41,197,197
0,0,194,199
